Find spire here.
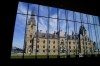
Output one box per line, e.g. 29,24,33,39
28,10,36,26
79,25,86,36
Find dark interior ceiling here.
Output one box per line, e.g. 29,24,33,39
20,0,100,16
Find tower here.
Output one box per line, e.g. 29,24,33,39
79,25,87,54
25,10,36,54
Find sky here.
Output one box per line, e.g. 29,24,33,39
12,2,100,49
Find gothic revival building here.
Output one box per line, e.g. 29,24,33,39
24,11,96,55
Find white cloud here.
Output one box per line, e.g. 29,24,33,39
39,5,48,17
17,2,28,14
51,14,57,18
49,18,57,33
38,17,47,33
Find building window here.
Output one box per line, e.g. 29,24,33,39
69,42,71,44
43,46,45,48
30,35,32,38
85,42,87,45
73,42,75,44
43,50,45,52
37,45,39,48
69,46,71,49
48,50,50,52
36,50,39,52
53,46,55,48
53,41,55,44
31,25,33,28
49,40,50,44
30,40,32,43
43,40,45,44
53,50,55,52
37,39,39,43
49,46,50,48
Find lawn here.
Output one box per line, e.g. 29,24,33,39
60,55,66,58
11,55,76,59
70,55,76,58
11,55,58,59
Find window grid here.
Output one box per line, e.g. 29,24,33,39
12,2,100,59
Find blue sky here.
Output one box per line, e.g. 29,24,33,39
12,2,100,49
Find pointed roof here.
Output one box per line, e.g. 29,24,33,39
28,10,36,26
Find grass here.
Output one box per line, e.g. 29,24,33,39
11,55,77,59
37,55,47,59
70,55,76,58
11,56,23,59
60,55,66,58
49,55,57,58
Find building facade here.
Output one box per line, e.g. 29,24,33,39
24,11,96,55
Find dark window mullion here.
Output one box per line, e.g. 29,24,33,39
93,16,99,55
86,14,92,55
73,12,77,56
23,3,30,59
47,7,49,58
35,4,39,59
65,10,68,57
57,8,60,58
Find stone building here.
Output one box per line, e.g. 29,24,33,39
24,11,96,56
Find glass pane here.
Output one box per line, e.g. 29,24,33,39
49,7,57,18
93,16,99,25
68,21,76,57
37,17,48,58
17,2,28,14
88,15,94,24
89,24,97,55
11,14,26,59
76,22,81,56
58,9,66,19
28,4,38,15
84,24,90,55
97,26,100,54
59,20,66,58
24,15,37,59
74,12,81,22
82,14,88,23
39,5,48,17
68,11,73,21
49,18,57,58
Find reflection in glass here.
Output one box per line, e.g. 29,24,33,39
49,7,57,18
49,18,57,58
68,11,73,21
68,21,75,56
28,4,38,15
59,20,66,58
58,9,66,19
17,2,28,14
88,15,94,24
37,17,48,58
93,16,99,25
39,5,48,17
75,12,81,22
11,14,26,59
82,13,88,23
